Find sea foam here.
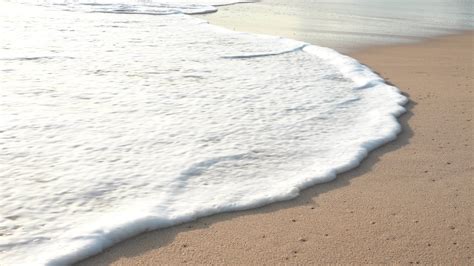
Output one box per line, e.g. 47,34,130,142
0,0,406,264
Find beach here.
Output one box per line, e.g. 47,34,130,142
1,0,472,264
77,7,474,266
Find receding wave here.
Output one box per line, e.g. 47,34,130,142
221,43,308,59
0,0,406,265
9,0,257,15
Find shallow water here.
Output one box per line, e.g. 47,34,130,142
202,0,474,52
0,0,410,264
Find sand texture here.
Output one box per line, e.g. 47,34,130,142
77,32,473,266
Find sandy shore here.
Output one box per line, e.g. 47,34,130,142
78,14,473,266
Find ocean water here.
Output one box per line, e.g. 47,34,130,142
0,1,409,264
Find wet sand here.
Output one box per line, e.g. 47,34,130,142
77,13,473,266
197,0,472,53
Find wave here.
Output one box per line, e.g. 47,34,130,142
10,0,257,15
0,1,407,265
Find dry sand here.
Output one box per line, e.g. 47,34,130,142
78,17,473,266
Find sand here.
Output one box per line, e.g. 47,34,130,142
77,12,473,266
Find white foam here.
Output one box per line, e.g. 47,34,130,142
1,1,406,265
10,0,256,15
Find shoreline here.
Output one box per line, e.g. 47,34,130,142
77,6,473,266
78,33,474,265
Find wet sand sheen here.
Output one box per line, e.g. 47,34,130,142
77,29,473,265
195,0,473,53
